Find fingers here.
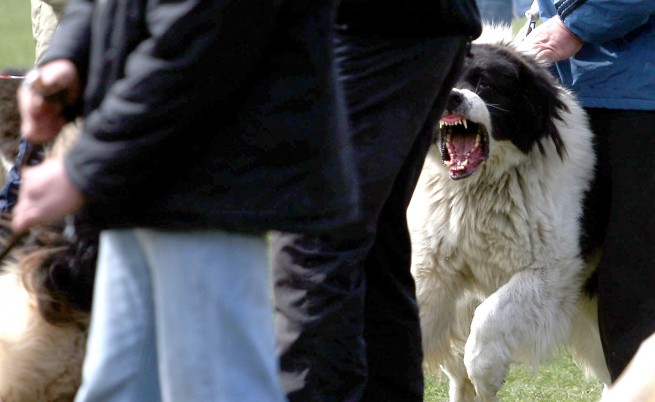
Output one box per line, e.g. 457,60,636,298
518,16,583,63
10,160,85,233
17,87,67,143
11,199,41,235
17,60,80,144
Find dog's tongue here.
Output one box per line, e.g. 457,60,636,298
451,135,478,156
446,133,486,180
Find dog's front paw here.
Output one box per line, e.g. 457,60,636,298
464,340,508,401
463,299,512,402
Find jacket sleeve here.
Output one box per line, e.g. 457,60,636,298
557,0,655,44
42,0,70,14
37,0,92,75
56,0,286,206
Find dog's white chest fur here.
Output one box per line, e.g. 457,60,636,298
410,116,591,292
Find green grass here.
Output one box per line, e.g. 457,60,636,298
1,9,602,401
0,0,35,70
425,350,604,401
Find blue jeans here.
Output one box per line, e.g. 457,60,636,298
75,228,285,402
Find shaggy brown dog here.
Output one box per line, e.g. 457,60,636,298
0,70,98,402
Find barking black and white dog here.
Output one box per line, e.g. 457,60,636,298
408,26,610,401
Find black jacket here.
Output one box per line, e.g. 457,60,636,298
337,0,482,38
42,0,359,234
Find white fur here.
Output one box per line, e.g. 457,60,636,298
408,29,610,402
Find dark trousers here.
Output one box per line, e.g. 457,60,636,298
272,33,468,402
588,108,655,381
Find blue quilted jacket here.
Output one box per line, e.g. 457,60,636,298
537,0,655,110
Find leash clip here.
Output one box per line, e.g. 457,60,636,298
516,0,541,41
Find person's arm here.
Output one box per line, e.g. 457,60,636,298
521,0,655,62
560,1,655,45
519,15,582,62
38,0,92,78
18,59,80,144
61,0,284,208
11,159,83,233
42,0,70,15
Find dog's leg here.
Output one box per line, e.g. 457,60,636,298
416,275,460,369
568,294,611,386
440,293,481,402
415,272,477,402
463,262,585,401
443,352,478,402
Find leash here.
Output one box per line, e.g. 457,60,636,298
516,0,541,40
0,141,37,265
0,74,25,80
0,69,70,265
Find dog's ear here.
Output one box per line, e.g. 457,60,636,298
515,55,568,158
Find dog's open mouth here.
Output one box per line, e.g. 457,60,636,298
439,114,489,180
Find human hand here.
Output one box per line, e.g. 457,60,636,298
17,59,80,144
11,158,85,234
518,15,583,62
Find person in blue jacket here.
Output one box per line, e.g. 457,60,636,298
522,0,655,381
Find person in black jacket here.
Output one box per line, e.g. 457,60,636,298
12,0,359,400
272,1,481,401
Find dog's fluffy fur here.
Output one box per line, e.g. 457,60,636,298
0,70,97,401
0,232,91,401
408,26,610,401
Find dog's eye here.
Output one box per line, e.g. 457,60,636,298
476,80,490,93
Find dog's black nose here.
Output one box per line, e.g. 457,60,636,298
446,91,464,112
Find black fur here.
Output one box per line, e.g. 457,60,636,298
455,44,569,158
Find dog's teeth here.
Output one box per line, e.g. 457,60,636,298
475,135,480,147
439,121,444,129
463,120,467,129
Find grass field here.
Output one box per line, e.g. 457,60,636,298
0,6,604,401
425,349,604,401
0,0,34,70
